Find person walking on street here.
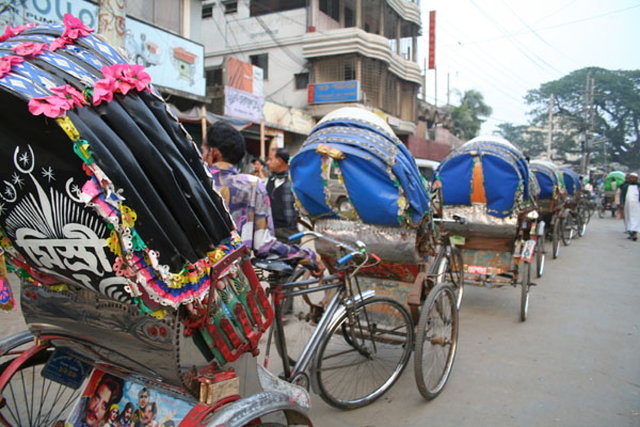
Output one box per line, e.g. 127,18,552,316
620,172,640,241
252,157,268,182
201,122,324,274
266,148,299,242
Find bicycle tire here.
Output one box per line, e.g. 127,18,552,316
552,218,561,259
576,212,587,237
430,246,464,310
273,267,320,368
0,344,82,427
520,259,531,322
414,283,459,400
535,231,545,278
313,296,413,409
561,214,575,246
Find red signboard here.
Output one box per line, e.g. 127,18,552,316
428,10,436,70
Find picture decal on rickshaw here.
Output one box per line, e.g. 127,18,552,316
65,370,195,427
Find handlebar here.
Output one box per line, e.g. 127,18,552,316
288,230,376,267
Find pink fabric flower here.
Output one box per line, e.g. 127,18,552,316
12,42,47,57
126,65,152,92
92,78,117,105
0,55,24,78
51,85,87,108
28,96,70,118
49,36,73,52
0,23,36,42
61,14,93,40
91,64,152,105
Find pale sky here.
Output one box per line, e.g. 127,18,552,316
418,0,640,134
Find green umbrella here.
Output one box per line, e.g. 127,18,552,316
604,171,626,190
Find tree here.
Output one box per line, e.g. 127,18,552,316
495,123,547,159
525,67,640,170
447,90,492,141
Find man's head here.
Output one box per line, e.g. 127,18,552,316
629,172,638,183
120,402,134,421
203,121,246,166
85,375,123,427
141,401,158,425
267,148,290,173
138,387,150,408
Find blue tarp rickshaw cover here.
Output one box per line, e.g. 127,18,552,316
530,160,565,200
561,167,581,195
290,107,430,227
435,136,535,218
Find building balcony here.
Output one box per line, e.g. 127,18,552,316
302,27,422,85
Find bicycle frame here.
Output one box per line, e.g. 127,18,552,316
271,271,376,382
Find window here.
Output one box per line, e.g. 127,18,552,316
202,4,213,19
295,72,309,90
250,54,269,80
344,61,355,81
205,68,223,86
319,0,340,21
250,0,305,17
222,1,238,14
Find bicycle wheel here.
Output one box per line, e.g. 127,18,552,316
561,214,575,246
0,343,82,426
535,231,545,278
552,218,561,259
414,283,458,400
519,259,531,322
313,296,413,409
430,246,464,310
273,267,322,368
576,212,587,237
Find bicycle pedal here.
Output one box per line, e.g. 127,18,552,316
529,282,537,287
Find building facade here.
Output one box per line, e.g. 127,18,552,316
200,0,424,158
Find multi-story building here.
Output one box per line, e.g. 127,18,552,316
201,0,424,158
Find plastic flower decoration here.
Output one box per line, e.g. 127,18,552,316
0,55,24,78
28,84,87,118
0,23,36,42
51,85,87,109
28,96,70,118
50,13,94,52
92,64,151,105
61,14,94,39
12,42,47,57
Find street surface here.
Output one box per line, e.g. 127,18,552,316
309,216,640,426
1,216,638,426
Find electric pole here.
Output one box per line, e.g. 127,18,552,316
581,72,595,174
546,94,554,159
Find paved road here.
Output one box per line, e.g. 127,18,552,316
308,216,640,426
1,216,638,426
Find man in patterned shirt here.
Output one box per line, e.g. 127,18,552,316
201,121,323,274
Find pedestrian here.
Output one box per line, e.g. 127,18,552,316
251,157,268,182
620,172,640,241
266,148,299,242
201,121,324,275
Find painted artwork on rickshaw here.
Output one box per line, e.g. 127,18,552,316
65,370,194,427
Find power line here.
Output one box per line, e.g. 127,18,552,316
467,0,562,75
464,3,640,46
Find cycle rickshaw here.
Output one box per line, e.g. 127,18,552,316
0,19,310,426
530,159,566,261
434,136,541,321
598,171,625,218
560,166,587,240
268,107,462,401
